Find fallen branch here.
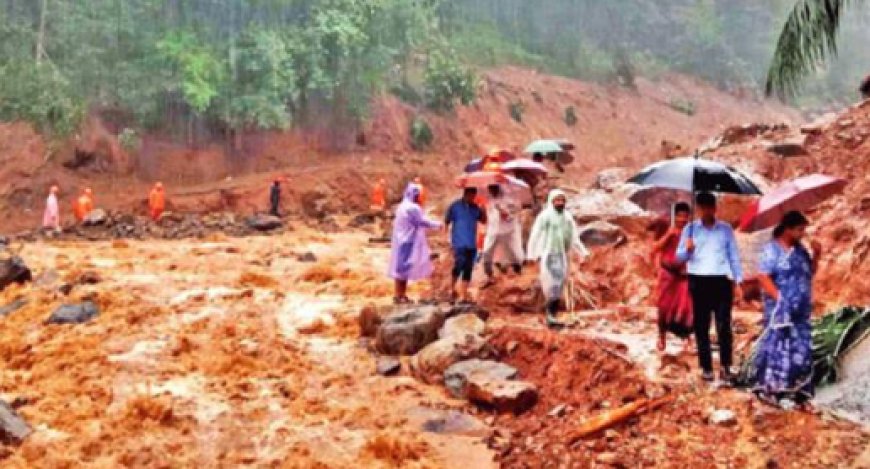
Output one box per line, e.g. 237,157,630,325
567,395,673,443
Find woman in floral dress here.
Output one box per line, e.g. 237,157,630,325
752,211,821,407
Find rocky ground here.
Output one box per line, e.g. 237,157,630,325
1,218,868,468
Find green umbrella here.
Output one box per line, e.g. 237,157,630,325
523,139,563,155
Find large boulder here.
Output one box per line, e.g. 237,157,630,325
46,301,99,325
0,399,32,444
246,214,283,232
439,313,486,339
0,255,32,291
409,334,489,384
83,208,109,226
577,220,627,247
443,359,517,398
764,135,808,157
466,376,538,414
375,305,447,355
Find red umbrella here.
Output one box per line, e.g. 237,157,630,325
738,174,847,232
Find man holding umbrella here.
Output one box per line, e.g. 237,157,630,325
677,192,744,383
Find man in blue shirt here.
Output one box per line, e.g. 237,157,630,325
676,192,743,382
445,187,486,303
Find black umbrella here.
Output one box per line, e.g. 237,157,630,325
627,156,762,195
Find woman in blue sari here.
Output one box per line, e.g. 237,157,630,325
752,211,821,408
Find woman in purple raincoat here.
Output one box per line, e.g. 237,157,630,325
388,183,442,304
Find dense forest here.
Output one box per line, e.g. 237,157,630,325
0,0,868,140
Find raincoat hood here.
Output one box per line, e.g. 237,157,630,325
402,183,421,203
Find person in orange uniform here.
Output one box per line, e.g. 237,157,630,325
414,177,427,207
73,188,94,222
149,182,166,221
371,178,387,211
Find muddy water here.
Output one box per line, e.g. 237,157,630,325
0,229,493,467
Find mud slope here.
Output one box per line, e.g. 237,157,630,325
0,67,797,234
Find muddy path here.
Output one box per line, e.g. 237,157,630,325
0,228,494,468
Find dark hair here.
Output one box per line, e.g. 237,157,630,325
463,187,478,196
773,211,809,238
674,202,691,214
695,191,716,207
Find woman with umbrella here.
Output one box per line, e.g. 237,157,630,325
751,211,822,409
387,183,442,304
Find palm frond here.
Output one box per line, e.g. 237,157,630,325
765,0,860,99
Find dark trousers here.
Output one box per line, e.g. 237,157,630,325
688,275,734,373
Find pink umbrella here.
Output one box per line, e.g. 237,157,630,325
502,159,548,174
455,171,530,191
738,174,847,232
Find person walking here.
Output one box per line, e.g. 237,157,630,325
652,202,694,351
676,192,743,382
269,179,281,216
149,182,166,221
751,211,820,408
527,189,589,328
387,183,441,304
371,178,387,212
481,184,524,286
43,185,61,233
445,187,486,304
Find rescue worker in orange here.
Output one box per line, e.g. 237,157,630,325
73,188,94,222
371,178,387,211
149,182,166,221
414,177,428,207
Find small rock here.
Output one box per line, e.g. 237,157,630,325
708,408,737,426
444,359,518,399
348,213,376,228
506,341,519,353
838,119,855,129
359,304,390,337
596,452,620,465
246,214,283,231
0,297,27,317
466,376,538,414
593,168,630,191
376,356,401,376
375,306,447,355
46,301,100,325
421,410,489,437
83,209,108,226
577,220,626,247
0,399,32,444
438,313,485,339
296,252,318,263
548,404,568,418
0,255,32,291
764,136,807,157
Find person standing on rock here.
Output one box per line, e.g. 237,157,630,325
149,182,166,221
481,184,524,286
445,187,486,304
42,185,61,233
751,211,819,409
73,187,94,223
652,202,694,351
676,192,743,383
388,183,441,304
269,179,281,217
527,189,589,328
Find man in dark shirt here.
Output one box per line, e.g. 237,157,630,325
445,187,486,303
269,179,281,216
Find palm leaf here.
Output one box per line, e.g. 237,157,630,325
765,0,861,99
